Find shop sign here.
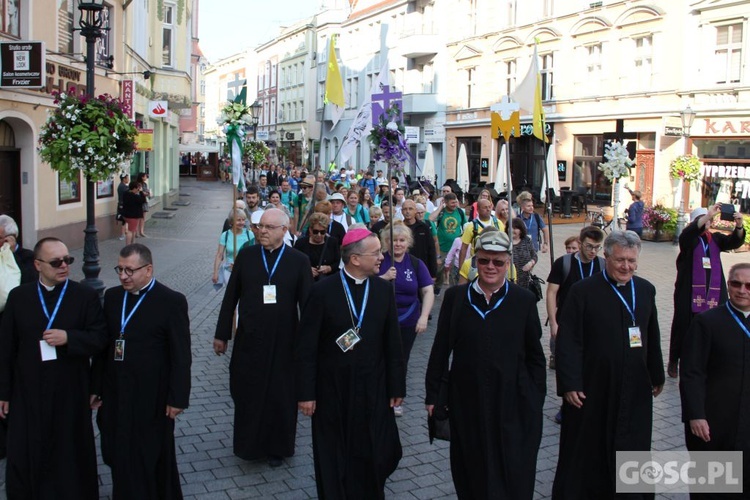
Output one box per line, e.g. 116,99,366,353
405,126,420,144
135,129,154,151
148,100,168,118
702,118,750,136
701,164,750,200
0,41,45,88
121,80,134,119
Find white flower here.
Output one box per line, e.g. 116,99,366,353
386,122,398,131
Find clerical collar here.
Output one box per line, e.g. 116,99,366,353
130,278,155,296
728,301,750,318
343,267,367,285
471,279,505,304
264,244,283,254
39,280,57,292
604,272,629,287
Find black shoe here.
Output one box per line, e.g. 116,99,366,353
268,455,283,467
434,286,441,296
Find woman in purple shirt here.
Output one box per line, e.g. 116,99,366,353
379,221,435,416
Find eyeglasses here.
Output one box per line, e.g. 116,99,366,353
311,229,327,236
300,185,312,190
476,257,509,267
254,223,286,231
582,243,603,252
728,280,750,291
36,256,75,268
114,264,149,276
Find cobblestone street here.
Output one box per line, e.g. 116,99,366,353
8,178,747,499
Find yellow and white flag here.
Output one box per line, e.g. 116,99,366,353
510,44,548,143
324,35,346,128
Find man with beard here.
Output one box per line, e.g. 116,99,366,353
296,229,405,498
92,243,191,498
214,209,313,467
553,231,664,499
0,237,107,499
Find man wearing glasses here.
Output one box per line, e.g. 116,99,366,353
680,263,750,482
296,228,405,497
90,243,191,498
0,237,107,499
214,208,313,468
425,230,546,499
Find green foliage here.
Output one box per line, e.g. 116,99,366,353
243,140,270,166
157,0,164,21
38,92,137,182
669,155,702,182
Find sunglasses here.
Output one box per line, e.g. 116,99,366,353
728,280,750,291
36,256,75,268
311,229,327,236
476,257,509,267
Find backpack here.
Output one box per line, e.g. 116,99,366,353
223,229,253,252
470,216,501,246
561,253,605,283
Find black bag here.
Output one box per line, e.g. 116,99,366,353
528,274,545,302
428,367,450,443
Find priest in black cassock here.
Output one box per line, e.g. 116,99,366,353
214,208,313,467
553,231,665,499
92,243,191,499
0,237,107,499
296,228,406,499
425,230,546,499
680,262,750,498
668,204,745,378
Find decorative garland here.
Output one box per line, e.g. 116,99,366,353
598,141,634,181
368,102,408,174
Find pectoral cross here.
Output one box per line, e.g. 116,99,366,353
693,295,706,307
707,297,719,308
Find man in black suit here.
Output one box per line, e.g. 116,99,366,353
0,215,37,285
92,243,191,499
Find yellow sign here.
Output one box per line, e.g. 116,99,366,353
135,129,153,151
490,96,521,142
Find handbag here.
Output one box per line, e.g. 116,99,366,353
527,274,545,302
428,367,450,443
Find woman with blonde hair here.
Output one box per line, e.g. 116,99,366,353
379,221,434,416
212,208,254,286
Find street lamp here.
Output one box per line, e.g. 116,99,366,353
279,127,286,165
674,105,696,242
250,100,262,185
77,0,106,293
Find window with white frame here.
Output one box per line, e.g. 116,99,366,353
95,4,113,68
501,59,516,96
586,44,602,78
162,3,175,67
715,23,742,84
633,35,653,85
351,77,359,108
58,0,74,52
466,67,477,108
540,52,553,100
543,0,553,18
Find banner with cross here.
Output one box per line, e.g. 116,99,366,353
490,95,521,142
372,85,403,125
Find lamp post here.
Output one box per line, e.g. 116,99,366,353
674,105,696,242
77,0,106,293
250,100,262,185
279,127,286,166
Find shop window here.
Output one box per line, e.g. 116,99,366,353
715,23,742,84
573,135,609,201
2,0,19,37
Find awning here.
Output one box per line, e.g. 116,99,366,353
179,144,220,154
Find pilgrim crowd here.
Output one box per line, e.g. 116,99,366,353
0,163,748,499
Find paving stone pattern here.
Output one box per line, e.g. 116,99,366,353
4,178,746,499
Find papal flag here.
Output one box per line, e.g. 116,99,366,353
338,59,390,164
510,43,548,143
324,35,346,128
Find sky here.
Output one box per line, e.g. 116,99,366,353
197,1,323,63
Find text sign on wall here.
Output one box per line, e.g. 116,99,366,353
121,80,134,119
0,41,45,88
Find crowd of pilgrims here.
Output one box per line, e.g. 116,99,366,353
0,161,747,499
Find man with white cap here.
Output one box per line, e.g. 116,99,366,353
328,192,351,232
296,228,405,497
667,203,745,378
425,229,546,499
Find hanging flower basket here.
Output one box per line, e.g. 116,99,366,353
598,141,634,182
669,154,702,182
368,102,409,175
38,92,138,182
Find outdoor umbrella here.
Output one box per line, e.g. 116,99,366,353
541,139,561,202
456,144,470,202
494,143,512,196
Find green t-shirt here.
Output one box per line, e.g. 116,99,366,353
436,208,466,253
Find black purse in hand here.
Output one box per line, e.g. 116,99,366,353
527,274,545,302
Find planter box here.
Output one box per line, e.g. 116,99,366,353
642,228,675,242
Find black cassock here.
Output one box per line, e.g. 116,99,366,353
425,283,546,499
215,244,313,460
93,281,192,499
680,304,750,498
0,280,107,500
295,272,406,499
553,274,664,499
669,219,744,366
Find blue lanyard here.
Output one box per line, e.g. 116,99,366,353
699,236,709,256
37,280,69,331
577,254,595,278
603,270,636,325
726,303,750,339
340,271,370,331
467,280,509,320
261,244,286,284
120,279,155,335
